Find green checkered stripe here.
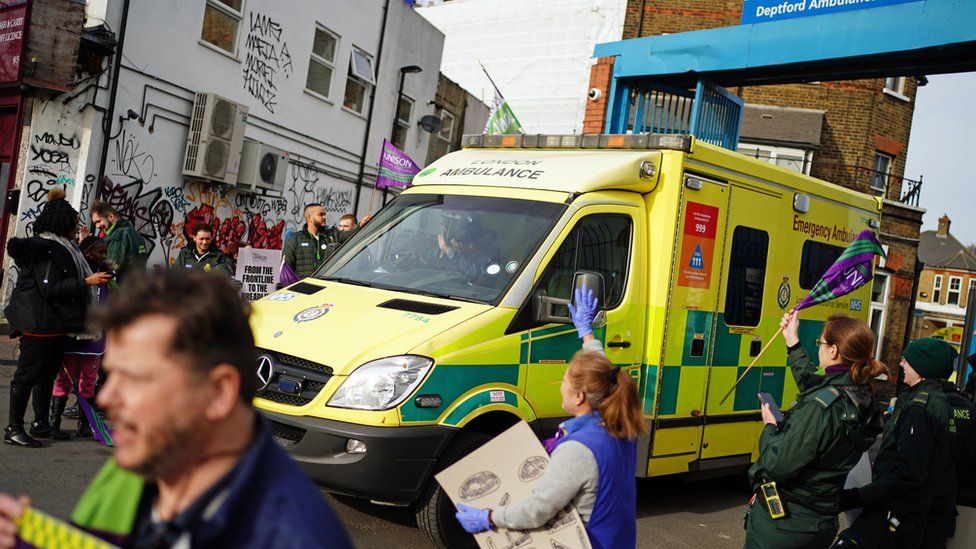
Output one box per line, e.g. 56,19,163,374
647,311,824,415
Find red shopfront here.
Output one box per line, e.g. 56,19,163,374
0,1,28,258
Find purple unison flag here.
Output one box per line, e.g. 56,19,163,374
376,139,420,189
74,381,113,447
795,229,886,311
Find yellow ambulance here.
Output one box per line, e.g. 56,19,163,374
250,133,880,547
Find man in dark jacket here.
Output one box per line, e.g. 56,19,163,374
837,338,957,548
282,203,338,279
91,200,149,280
174,223,235,276
4,189,112,447
0,271,352,547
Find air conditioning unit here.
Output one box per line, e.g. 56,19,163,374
238,140,288,191
183,92,248,185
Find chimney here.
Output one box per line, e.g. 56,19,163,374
937,214,951,237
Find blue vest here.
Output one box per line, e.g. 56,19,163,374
558,418,637,549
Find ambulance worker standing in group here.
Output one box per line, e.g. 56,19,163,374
744,310,883,548
454,286,645,549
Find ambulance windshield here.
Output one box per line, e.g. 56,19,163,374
317,193,565,304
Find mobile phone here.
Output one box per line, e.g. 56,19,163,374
758,392,784,424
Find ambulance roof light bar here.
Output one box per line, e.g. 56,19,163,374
462,133,692,152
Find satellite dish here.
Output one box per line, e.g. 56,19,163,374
418,115,443,134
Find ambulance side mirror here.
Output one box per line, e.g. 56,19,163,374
533,270,606,326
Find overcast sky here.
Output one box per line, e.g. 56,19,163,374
904,72,976,246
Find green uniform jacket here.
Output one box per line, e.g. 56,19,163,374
857,378,953,521
282,227,339,279
174,245,236,277
749,346,877,517
102,219,148,280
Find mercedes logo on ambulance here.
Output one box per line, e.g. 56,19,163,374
256,354,275,391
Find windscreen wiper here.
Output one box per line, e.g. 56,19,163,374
321,277,373,288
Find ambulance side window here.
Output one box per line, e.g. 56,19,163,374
538,214,632,312
723,226,769,327
799,241,843,290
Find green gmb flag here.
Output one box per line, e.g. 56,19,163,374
485,95,523,135
481,63,523,135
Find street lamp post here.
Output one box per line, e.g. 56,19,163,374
383,65,422,207
392,65,423,144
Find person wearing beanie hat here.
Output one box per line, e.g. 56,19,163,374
3,189,113,447
836,338,955,548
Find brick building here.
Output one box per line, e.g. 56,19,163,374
584,0,926,370
912,214,976,346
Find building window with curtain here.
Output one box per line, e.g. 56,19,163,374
201,0,243,55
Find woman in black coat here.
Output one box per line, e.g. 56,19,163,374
3,190,112,447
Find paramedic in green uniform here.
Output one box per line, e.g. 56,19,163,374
744,310,883,549
835,338,957,548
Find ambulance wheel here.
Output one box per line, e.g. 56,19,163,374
416,431,492,549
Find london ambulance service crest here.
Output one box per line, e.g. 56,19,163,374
777,276,791,309
293,302,335,323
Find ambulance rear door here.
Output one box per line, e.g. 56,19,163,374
647,173,729,476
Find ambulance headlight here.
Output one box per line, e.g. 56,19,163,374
327,356,434,410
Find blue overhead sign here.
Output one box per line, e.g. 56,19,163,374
742,0,922,24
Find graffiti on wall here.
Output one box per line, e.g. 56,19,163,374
241,12,292,113
18,114,86,237
111,129,156,185
288,162,353,223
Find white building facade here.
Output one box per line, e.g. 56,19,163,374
9,0,446,268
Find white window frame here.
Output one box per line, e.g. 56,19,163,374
871,152,893,193
305,24,339,101
948,276,963,305
933,274,943,303
869,273,890,358
342,47,375,116
438,110,455,144
393,95,414,149
883,76,910,101
737,142,812,175
200,0,244,57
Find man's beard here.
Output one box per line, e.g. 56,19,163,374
128,414,204,480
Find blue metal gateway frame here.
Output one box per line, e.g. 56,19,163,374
597,0,976,149
606,78,743,150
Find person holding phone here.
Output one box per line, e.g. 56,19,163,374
744,310,883,548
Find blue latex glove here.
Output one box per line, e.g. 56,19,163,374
455,503,491,533
567,284,599,338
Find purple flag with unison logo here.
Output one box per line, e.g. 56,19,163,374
376,139,420,189
795,229,886,311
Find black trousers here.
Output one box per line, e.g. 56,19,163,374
8,335,67,425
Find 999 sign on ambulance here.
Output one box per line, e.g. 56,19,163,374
250,133,880,547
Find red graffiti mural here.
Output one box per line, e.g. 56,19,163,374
182,204,284,258
247,215,285,250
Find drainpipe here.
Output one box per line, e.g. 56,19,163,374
352,0,392,214
92,0,131,205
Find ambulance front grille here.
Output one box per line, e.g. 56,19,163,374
270,420,306,449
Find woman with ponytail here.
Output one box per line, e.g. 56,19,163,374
744,311,883,548
455,286,645,549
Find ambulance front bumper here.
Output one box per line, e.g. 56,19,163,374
261,410,457,504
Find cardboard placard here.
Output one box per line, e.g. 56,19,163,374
435,421,592,549
235,248,282,301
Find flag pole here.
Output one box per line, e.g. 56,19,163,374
368,184,377,216
718,325,784,405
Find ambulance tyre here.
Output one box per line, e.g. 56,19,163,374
416,431,492,549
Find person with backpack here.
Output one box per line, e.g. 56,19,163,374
744,311,883,549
